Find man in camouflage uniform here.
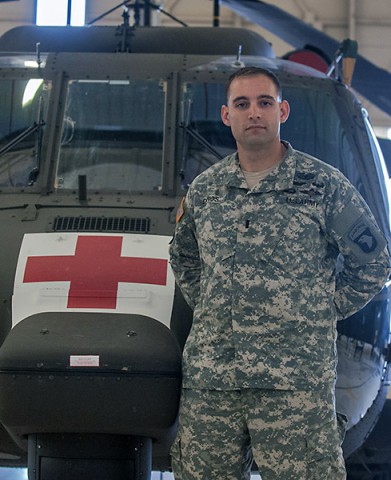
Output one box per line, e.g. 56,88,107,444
169,66,390,480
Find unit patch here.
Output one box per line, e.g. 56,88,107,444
348,221,378,254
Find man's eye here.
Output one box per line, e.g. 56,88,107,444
235,102,247,108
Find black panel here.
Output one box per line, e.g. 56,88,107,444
28,434,151,480
0,313,181,446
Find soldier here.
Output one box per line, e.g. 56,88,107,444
169,66,390,480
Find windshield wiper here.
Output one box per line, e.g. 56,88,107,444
179,99,224,182
0,120,46,158
182,125,224,162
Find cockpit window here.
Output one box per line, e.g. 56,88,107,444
0,78,48,188
180,82,236,188
179,82,365,199
55,79,165,192
281,87,358,182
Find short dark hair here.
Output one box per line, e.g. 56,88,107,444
225,66,282,102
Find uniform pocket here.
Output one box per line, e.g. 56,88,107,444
305,420,346,480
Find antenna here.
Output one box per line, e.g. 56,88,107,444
326,38,358,86
35,42,42,68
117,6,133,52
231,44,245,68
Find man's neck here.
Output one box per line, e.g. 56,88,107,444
238,141,286,172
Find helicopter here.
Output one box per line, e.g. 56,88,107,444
0,1,390,479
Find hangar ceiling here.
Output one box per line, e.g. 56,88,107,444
0,0,390,134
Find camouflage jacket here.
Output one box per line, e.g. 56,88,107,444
169,143,390,390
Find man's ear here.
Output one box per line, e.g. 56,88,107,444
280,99,290,124
221,105,231,126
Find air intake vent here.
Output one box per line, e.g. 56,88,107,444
53,216,150,233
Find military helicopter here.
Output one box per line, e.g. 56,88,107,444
0,1,390,479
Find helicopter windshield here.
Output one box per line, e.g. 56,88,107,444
55,78,165,192
180,81,364,194
0,78,48,188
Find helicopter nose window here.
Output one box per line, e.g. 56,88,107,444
55,79,165,192
0,78,49,188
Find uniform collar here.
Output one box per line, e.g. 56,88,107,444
219,141,297,193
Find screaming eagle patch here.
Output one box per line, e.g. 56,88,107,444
348,220,378,254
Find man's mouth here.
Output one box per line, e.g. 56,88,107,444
246,124,265,131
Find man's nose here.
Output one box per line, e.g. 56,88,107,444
248,104,261,119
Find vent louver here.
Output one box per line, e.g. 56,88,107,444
53,216,151,233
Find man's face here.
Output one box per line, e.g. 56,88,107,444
221,74,290,151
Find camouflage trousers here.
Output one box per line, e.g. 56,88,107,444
171,387,346,480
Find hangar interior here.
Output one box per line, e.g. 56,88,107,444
0,2,390,480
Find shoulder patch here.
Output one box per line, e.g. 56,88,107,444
343,216,387,261
348,220,379,254
176,197,186,223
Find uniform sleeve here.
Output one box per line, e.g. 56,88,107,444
169,191,201,310
325,175,391,320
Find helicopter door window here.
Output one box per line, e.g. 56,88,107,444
55,79,165,192
0,78,49,188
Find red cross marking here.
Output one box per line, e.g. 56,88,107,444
23,236,168,309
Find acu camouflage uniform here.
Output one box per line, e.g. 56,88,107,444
169,142,390,480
